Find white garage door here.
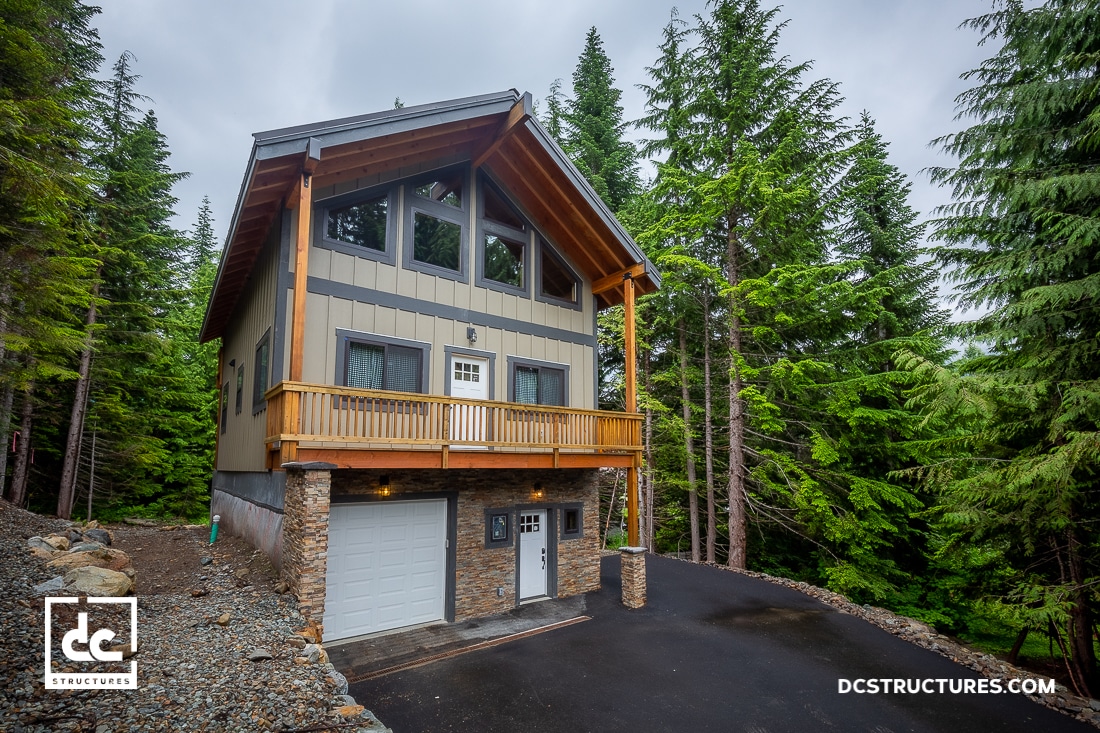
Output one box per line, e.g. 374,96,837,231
323,499,447,642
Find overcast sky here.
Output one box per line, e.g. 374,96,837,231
93,0,995,267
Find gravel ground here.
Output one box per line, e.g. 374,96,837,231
0,499,391,733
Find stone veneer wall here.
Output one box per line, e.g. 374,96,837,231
281,464,334,631
331,468,600,621
620,546,647,609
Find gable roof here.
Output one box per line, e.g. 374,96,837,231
200,90,659,343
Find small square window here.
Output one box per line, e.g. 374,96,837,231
561,504,583,540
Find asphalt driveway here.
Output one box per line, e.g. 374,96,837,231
350,554,1092,732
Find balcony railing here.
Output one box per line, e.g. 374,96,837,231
264,381,642,459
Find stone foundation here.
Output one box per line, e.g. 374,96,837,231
620,546,647,609
280,462,334,632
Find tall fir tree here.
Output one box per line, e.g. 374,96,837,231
563,27,639,213
910,0,1100,696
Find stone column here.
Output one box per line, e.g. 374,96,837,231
620,546,647,609
281,462,335,632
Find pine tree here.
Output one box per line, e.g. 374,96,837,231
564,27,639,212
915,0,1100,696
0,0,102,499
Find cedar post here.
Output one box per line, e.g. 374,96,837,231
289,171,312,382
623,274,640,547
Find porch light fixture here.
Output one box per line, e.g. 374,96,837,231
378,474,391,497
466,326,477,343
532,481,543,500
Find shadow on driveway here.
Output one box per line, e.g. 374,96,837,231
350,554,1092,732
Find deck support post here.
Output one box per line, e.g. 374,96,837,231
289,171,313,383
623,274,640,548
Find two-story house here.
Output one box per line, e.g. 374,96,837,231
200,91,658,643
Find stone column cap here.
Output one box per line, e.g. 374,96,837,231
281,461,339,471
620,546,648,555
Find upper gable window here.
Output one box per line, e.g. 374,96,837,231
327,195,387,252
316,187,397,265
414,175,463,209
404,168,469,282
539,241,581,308
476,177,529,295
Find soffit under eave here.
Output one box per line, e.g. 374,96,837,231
480,129,659,308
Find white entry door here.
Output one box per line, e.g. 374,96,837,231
449,355,489,446
323,499,447,642
518,509,548,599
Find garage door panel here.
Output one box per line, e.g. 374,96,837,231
324,499,447,641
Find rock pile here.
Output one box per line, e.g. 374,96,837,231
1,499,391,732
715,561,1100,729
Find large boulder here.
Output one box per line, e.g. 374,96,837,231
27,537,61,553
47,548,133,577
84,528,112,546
42,535,70,551
63,566,133,596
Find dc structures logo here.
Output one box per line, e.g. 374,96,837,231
44,597,137,689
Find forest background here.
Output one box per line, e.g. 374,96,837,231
1,0,1097,697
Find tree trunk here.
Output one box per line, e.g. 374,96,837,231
9,382,34,507
58,280,99,520
703,293,717,564
679,320,701,562
727,226,747,569
1066,526,1097,696
0,286,12,498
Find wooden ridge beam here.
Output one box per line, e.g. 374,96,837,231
471,93,532,170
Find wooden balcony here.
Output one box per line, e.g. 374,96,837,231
264,381,642,470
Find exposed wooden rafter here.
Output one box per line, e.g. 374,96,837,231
471,93,532,170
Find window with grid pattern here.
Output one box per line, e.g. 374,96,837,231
346,341,422,393
514,365,565,407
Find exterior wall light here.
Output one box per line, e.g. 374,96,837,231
466,326,478,343
532,481,543,500
378,474,391,497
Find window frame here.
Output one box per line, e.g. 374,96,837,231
506,355,569,407
535,238,583,311
314,185,398,265
402,167,470,283
475,175,529,297
252,329,271,414
559,503,584,540
484,508,513,549
220,381,229,434
235,363,245,415
335,329,431,394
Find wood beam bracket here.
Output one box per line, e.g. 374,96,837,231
591,263,645,296
285,138,322,209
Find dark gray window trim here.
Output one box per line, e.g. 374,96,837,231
308,277,596,349
272,209,292,388
252,328,271,415
475,175,530,297
334,328,431,392
535,237,584,312
313,184,398,265
558,502,584,540
506,355,570,406
235,364,245,415
330,491,458,623
401,167,470,283
484,507,513,549
443,345,496,399
220,381,229,434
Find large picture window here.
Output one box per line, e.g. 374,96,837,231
477,177,528,295
316,187,397,264
404,169,468,282
508,357,568,407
